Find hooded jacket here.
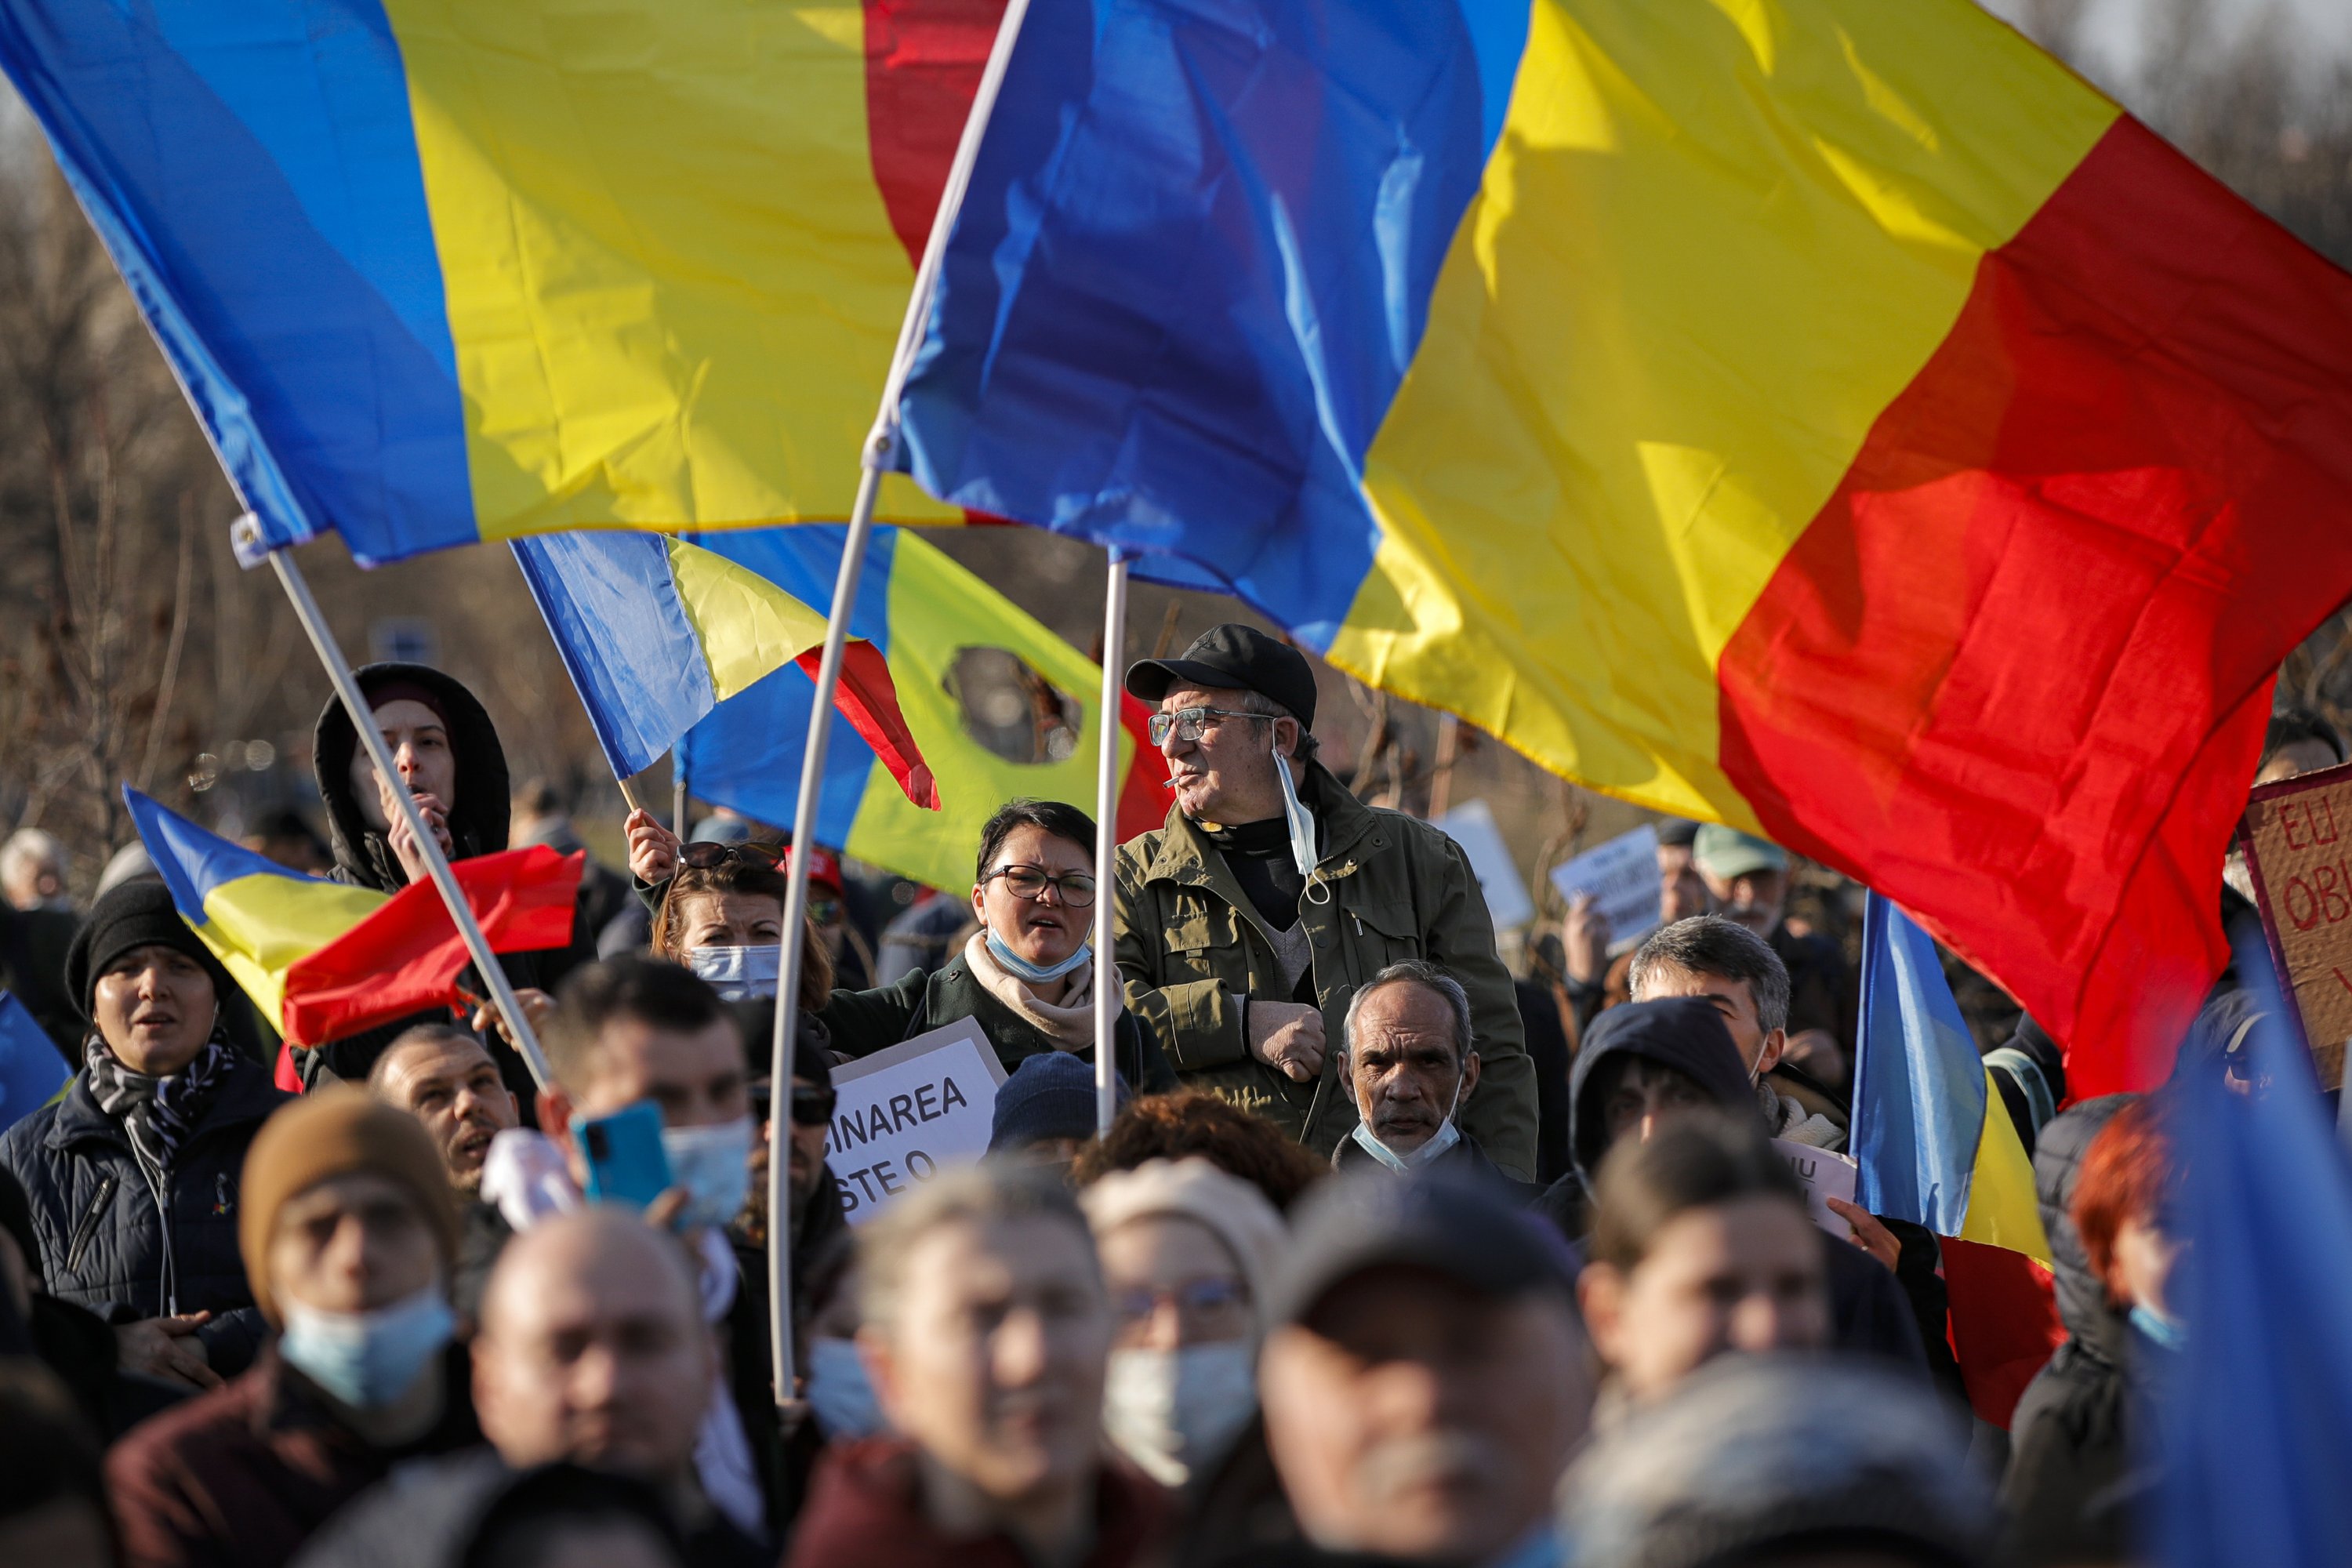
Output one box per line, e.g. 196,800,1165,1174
2002,1092,2140,1566
1112,760,1537,1177
1537,998,1927,1378
307,665,562,1094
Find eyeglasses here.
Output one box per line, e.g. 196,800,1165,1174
677,840,786,872
1146,706,1277,748
982,864,1098,908
1112,1276,1252,1334
788,1082,837,1127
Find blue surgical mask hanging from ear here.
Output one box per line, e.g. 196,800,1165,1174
1272,747,1319,884
1348,1067,1468,1172
660,1116,757,1230
683,944,781,1001
278,1283,455,1409
984,930,1094,983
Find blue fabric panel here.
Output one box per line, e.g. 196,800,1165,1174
512,532,716,780
895,0,1504,648
676,526,899,851
0,993,70,1134
2160,947,2352,1568
1853,891,1986,1233
122,785,323,921
0,1,473,562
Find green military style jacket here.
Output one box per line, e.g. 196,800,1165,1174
1112,760,1538,1178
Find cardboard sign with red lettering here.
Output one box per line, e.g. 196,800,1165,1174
824,1018,1007,1224
2237,760,2352,1089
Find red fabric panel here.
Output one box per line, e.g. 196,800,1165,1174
798,642,942,810
278,848,583,1046
1115,693,1173,843
1941,1238,2066,1428
1719,118,2352,1095
862,0,1007,267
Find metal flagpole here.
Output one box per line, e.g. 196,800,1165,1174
764,0,1036,1421
241,522,557,1094
1093,552,1130,1138
672,750,690,842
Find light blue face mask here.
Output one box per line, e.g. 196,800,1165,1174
1272,750,1319,884
661,1116,756,1231
682,944,781,1001
2129,1302,2187,1352
1348,1073,1467,1174
984,929,1094,983
278,1284,454,1410
807,1336,886,1439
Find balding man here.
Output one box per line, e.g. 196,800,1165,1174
366,1025,519,1194
1329,961,1533,1202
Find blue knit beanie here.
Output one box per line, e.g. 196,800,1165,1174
989,1051,1124,1152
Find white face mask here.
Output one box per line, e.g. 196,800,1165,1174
682,944,781,1001
1103,1342,1258,1488
1349,1067,1468,1173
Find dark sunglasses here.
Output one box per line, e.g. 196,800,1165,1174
677,840,786,872
789,1082,837,1127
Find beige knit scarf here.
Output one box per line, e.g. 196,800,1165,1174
961,930,1105,1050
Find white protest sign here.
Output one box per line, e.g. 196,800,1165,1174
1770,1138,1860,1237
826,1017,1007,1225
1436,800,1536,930
1547,824,1661,954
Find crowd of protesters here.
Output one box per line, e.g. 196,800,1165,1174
0,623,2321,1567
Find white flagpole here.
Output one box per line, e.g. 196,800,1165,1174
1093,552,1130,1138
241,522,557,1093
764,0,1035,1421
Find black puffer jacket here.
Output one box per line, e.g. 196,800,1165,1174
2002,1093,2142,1566
307,663,564,1100
0,1047,290,1376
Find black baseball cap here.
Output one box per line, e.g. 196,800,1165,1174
1266,1170,1577,1329
1126,623,1317,729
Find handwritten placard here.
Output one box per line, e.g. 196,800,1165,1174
1771,1138,1860,1237
2238,760,2352,1089
1547,824,1661,956
825,1018,1007,1224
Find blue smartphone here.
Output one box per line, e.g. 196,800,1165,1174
573,1100,671,1211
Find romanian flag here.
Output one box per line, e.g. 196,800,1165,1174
1854,891,2061,1427
0,0,1000,563
893,0,2352,1094
514,532,938,810
124,786,582,1051
526,524,1169,894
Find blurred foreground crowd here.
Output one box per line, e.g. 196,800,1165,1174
0,625,2317,1568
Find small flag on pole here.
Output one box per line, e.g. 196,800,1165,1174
0,993,70,1135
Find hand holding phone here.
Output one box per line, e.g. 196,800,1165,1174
573,1100,672,1211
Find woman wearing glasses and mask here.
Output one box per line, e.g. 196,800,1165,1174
818,800,1178,1091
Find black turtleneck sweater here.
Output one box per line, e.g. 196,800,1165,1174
1201,816,1302,933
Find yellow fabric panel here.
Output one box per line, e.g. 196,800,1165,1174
1958,1068,2053,1266
1328,0,2116,822
666,538,831,702
843,534,1134,892
385,0,962,536
198,876,387,1029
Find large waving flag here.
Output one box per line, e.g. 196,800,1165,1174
124,787,581,1050
1855,891,2060,1426
2160,965,2352,1568
526,525,1167,894
514,532,938,810
0,1,1001,564
892,0,2352,1096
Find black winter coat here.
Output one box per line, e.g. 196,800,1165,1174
2003,1093,2143,1566
0,1051,290,1376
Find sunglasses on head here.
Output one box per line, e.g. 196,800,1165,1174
677,840,786,872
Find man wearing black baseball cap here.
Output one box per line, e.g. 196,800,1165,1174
1255,1173,1592,1564
1116,625,1537,1177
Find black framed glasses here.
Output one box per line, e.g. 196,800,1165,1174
982,864,1098,908
677,840,786,872
1146,705,1277,748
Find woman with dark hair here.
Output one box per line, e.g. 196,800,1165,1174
819,800,1175,1089
1577,1112,1830,1413
646,843,833,1017
0,881,293,1390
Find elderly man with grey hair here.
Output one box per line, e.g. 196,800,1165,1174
1329,961,1537,1202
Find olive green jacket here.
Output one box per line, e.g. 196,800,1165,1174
1112,763,1537,1178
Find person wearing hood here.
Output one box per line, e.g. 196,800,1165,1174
1534,998,1928,1378
824,800,1175,1095
1328,961,1536,1201
2002,1091,2159,1566
1626,914,1848,1152
1080,1156,1287,1492
105,1091,481,1568
0,880,295,1388
1115,626,1537,1177
307,662,570,1096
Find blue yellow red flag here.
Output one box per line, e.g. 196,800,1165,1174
892,0,2352,1098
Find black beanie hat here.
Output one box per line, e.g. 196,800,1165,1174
64,880,230,1022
